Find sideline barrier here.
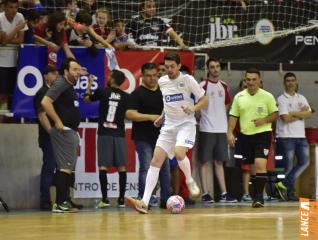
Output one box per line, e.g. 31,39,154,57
11,45,194,118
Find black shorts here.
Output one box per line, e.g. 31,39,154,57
238,131,272,164
97,135,127,168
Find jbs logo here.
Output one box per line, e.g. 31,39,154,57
74,75,98,91
165,93,184,103
207,17,238,43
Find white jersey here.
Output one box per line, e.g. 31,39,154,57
158,72,205,127
199,79,231,133
0,12,28,67
276,92,311,138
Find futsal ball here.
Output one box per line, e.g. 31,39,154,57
166,195,185,214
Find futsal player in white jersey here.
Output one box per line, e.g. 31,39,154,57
126,52,208,213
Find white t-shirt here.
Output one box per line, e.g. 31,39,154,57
158,72,205,127
0,12,28,67
199,79,231,133
276,92,311,138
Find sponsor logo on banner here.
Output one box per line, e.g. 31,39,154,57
74,122,139,198
255,19,275,45
207,16,239,43
295,35,318,46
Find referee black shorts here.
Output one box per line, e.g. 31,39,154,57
239,131,272,164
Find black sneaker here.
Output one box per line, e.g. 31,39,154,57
184,197,195,205
118,197,125,208
40,201,52,211
159,199,167,209
201,193,215,203
252,199,264,208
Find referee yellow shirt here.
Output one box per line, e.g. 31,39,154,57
230,88,278,135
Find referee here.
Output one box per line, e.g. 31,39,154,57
227,68,278,208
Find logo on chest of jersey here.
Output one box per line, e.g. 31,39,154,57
109,92,121,101
165,93,184,103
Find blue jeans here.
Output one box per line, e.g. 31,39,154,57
40,141,56,203
278,138,310,193
135,141,171,201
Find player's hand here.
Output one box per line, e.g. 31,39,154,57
181,105,194,115
16,20,26,31
150,114,160,122
253,118,265,127
154,115,164,128
55,121,64,131
48,42,59,52
179,43,189,50
227,132,235,147
88,74,97,84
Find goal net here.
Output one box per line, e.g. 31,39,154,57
24,0,318,49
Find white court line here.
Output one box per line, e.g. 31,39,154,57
193,211,298,218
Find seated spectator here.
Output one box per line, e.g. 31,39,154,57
23,9,40,44
126,0,187,48
111,18,136,50
34,11,75,66
92,8,112,41
67,10,112,51
0,0,28,110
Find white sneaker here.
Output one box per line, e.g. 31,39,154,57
187,180,200,199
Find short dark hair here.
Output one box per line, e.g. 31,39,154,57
141,62,157,74
3,0,18,5
113,18,125,25
283,72,296,82
60,58,81,74
25,9,40,22
76,10,93,26
246,68,261,77
164,52,180,64
206,57,220,69
43,65,58,75
111,70,125,86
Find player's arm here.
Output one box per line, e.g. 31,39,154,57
289,105,312,120
167,29,187,49
280,113,299,123
41,96,63,130
254,111,278,127
227,115,238,147
4,20,26,44
38,111,52,133
193,95,208,112
84,74,96,103
88,26,112,49
125,109,160,122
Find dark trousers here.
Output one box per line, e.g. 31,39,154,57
40,141,56,203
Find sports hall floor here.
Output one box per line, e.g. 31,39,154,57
0,202,301,240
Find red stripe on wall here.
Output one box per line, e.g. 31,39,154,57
85,128,96,173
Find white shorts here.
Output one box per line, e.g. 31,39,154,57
156,122,196,159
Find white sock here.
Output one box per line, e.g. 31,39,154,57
178,156,193,184
142,166,160,206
